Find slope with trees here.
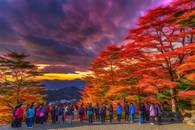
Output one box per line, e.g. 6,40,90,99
0,52,47,123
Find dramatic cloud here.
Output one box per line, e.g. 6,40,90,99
0,0,172,72
41,65,77,74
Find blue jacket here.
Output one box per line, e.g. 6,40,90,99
129,105,136,114
26,108,35,118
116,105,122,114
87,106,93,115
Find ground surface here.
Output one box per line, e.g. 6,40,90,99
0,121,194,130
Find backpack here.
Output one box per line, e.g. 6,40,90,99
39,111,44,117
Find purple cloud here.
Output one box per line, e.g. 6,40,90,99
0,0,172,72
41,65,77,74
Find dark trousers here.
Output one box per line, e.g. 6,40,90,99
79,114,84,122
88,114,93,123
18,118,22,127
125,113,129,121
109,114,113,122
26,118,33,127
130,113,135,122
55,115,58,122
52,115,56,124
155,116,161,125
117,114,122,122
39,116,44,124
11,118,21,128
100,114,106,123
145,112,150,121
44,112,48,122
139,112,144,123
35,116,39,124
33,116,36,124
95,113,100,120
150,116,155,124
62,114,65,122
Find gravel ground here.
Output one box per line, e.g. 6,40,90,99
0,121,194,130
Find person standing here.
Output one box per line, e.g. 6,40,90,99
57,104,63,123
35,104,40,124
62,104,65,122
26,105,35,128
11,105,19,128
129,103,136,123
94,103,100,121
87,103,94,124
108,104,113,123
44,102,50,123
51,104,56,124
31,103,36,125
149,103,156,125
64,103,68,122
79,104,85,122
39,104,45,124
85,103,89,120
139,103,145,124
25,104,30,126
67,103,74,127
124,102,129,121
74,105,79,120
15,103,24,127
145,103,150,122
100,104,107,123
116,103,123,122
155,103,162,125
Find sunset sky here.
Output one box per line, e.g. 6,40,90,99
0,0,172,81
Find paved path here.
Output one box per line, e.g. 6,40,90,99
0,121,194,130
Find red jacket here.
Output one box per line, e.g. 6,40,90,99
36,107,41,117
15,107,24,120
45,104,50,113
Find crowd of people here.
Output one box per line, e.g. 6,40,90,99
11,102,50,128
11,102,162,128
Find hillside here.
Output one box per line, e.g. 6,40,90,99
41,79,85,90
43,87,81,102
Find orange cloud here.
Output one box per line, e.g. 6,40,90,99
36,73,81,80
35,71,92,80
34,64,92,80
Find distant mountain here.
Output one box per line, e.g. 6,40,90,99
41,79,85,90
43,87,81,102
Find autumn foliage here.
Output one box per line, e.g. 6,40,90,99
80,0,195,111
0,52,47,124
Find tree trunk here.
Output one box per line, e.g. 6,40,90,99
170,88,177,112
110,62,115,85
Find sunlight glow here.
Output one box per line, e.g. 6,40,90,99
35,71,92,80
34,64,92,80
